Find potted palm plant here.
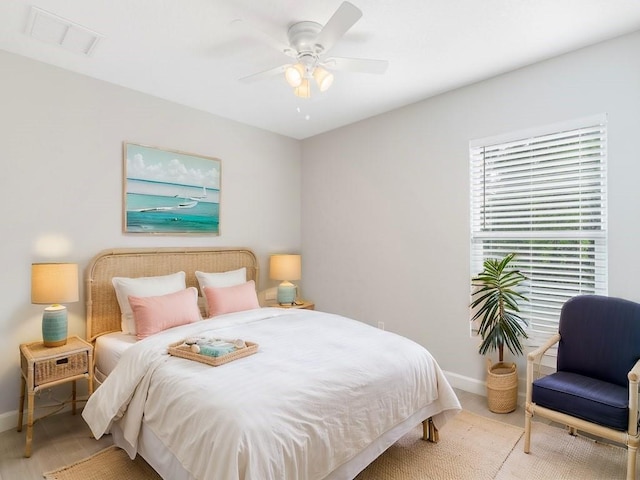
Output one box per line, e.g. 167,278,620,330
470,253,528,413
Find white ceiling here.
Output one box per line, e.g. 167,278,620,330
2,0,640,140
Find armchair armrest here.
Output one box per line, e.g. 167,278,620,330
527,333,561,363
627,358,640,435
526,333,561,405
628,358,640,384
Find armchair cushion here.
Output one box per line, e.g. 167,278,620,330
558,295,640,387
532,371,629,431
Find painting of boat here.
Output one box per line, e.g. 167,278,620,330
174,186,208,201
132,200,198,212
123,143,221,234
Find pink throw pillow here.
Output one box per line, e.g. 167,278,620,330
203,280,260,317
129,287,201,340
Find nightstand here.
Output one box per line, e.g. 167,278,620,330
17,335,94,457
267,300,315,310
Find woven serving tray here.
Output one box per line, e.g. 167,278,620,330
168,340,258,366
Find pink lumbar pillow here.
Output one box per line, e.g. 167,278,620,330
203,280,260,317
129,287,201,340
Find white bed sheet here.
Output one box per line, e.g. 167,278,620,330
94,332,137,383
84,308,460,480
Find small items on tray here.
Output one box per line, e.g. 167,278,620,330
184,336,247,357
168,336,259,366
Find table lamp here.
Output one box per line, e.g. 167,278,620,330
269,254,301,305
31,263,79,347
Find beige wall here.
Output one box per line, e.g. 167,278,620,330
0,50,302,429
301,30,640,394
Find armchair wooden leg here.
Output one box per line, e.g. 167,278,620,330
568,426,577,436
626,444,637,480
524,408,532,453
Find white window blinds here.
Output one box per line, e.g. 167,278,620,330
470,115,608,348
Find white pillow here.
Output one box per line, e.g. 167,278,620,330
195,267,247,316
112,271,186,334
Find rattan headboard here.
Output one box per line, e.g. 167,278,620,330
85,247,259,342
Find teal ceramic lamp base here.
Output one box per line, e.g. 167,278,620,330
277,283,297,305
42,305,68,348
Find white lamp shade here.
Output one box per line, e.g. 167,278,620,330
294,78,311,99
269,255,301,281
31,263,79,305
285,63,305,87
313,66,334,92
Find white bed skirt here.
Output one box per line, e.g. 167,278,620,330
112,402,450,480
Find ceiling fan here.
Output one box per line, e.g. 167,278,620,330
239,1,388,98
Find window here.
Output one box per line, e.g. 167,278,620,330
470,115,607,349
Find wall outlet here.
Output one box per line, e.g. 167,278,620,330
377,321,385,330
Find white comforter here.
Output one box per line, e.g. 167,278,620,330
83,308,460,480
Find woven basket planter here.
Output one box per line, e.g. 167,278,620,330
486,359,518,413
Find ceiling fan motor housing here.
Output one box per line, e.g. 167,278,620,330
287,21,324,57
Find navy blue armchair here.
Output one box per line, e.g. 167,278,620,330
524,295,640,480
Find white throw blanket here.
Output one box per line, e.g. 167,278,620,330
83,308,460,479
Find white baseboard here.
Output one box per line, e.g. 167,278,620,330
443,369,486,396
0,402,76,434
0,409,17,434
443,369,526,406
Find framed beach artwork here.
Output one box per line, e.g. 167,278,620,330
123,143,221,234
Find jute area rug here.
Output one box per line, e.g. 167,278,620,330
356,409,523,479
358,410,631,480
43,410,631,480
43,445,161,480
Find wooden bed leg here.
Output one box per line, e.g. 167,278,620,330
430,418,439,443
422,418,439,443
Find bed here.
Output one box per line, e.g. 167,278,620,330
82,247,461,480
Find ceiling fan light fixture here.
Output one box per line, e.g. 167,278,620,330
294,78,311,99
313,66,334,92
239,2,388,102
285,63,305,87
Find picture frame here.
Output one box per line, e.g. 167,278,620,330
123,143,221,235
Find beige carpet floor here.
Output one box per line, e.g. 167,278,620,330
43,411,632,479
357,410,524,479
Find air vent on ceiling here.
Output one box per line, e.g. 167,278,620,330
25,6,103,56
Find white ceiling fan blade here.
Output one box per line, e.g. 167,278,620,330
323,57,389,74
231,19,296,58
239,64,287,83
314,2,362,54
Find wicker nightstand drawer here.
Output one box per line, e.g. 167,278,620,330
33,351,88,386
